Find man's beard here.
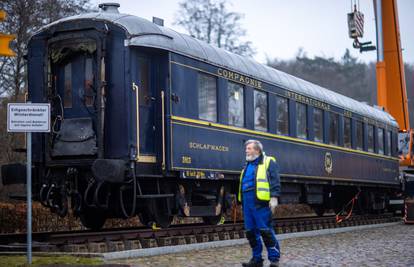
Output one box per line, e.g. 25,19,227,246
246,154,259,162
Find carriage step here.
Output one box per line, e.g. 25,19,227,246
8,193,27,201
136,194,174,199
193,193,217,200
189,205,216,217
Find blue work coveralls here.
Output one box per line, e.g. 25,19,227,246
241,154,281,262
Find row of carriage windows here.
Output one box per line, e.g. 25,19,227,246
198,72,393,156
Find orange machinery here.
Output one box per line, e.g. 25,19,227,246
374,0,412,167
349,0,414,222
375,0,414,223
0,10,16,57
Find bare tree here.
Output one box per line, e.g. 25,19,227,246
0,0,92,168
267,49,375,104
0,0,92,99
174,0,255,57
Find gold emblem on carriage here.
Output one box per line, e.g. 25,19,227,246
324,152,333,174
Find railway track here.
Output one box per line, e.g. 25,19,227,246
0,214,400,253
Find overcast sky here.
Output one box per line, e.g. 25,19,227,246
93,0,414,65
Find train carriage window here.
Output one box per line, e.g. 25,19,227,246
254,90,268,131
329,113,339,145
198,73,217,122
276,96,289,135
378,127,385,154
296,102,307,139
367,124,374,152
387,131,392,156
228,82,244,127
356,121,364,150
138,57,150,107
84,57,94,107
63,63,72,108
344,117,352,148
313,108,323,142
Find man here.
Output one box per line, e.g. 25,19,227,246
238,140,281,267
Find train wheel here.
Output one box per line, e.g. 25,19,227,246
138,212,152,227
202,215,224,225
333,205,343,214
312,205,326,217
79,208,106,230
152,199,173,228
355,196,367,215
202,186,225,225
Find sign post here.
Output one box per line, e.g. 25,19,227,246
7,102,50,264
26,125,32,264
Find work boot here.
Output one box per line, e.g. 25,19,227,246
269,260,279,267
241,258,263,267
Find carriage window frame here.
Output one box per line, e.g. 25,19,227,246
198,73,217,122
275,96,289,136
356,120,364,150
367,124,374,152
228,82,244,127
387,130,392,156
378,127,385,155
343,117,352,148
254,90,268,132
296,102,308,140
313,107,323,142
328,112,339,145
84,57,94,107
138,56,151,108
63,62,72,108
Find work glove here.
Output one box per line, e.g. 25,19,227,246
269,197,278,213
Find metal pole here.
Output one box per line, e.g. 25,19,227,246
374,0,384,62
26,109,32,265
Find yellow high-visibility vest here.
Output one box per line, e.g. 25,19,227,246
238,155,276,202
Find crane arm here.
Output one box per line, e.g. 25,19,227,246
375,0,410,131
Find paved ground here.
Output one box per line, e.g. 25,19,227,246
110,223,414,267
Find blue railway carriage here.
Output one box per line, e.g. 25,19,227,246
2,3,401,229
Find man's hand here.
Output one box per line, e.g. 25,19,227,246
269,197,278,213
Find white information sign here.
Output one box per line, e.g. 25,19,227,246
6,102,51,264
7,103,51,133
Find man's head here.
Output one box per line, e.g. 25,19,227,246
245,139,263,162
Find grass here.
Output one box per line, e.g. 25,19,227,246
0,255,103,267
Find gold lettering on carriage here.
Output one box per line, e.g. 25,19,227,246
285,91,331,111
189,142,229,152
217,68,263,89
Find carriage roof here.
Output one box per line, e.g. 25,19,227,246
40,11,398,128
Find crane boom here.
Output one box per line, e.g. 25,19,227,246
372,0,414,223
348,0,414,223
375,0,410,131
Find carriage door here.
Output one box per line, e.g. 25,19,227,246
57,54,95,118
50,41,98,157
131,53,157,163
